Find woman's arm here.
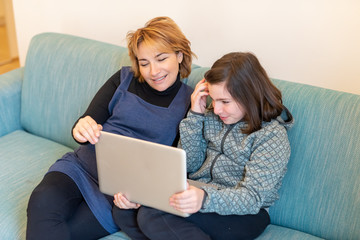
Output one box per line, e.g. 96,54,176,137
72,70,121,144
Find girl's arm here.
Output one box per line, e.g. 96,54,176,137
179,111,208,172
179,79,209,172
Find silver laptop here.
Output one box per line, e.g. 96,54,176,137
95,131,189,217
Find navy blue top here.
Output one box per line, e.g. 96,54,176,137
48,67,193,233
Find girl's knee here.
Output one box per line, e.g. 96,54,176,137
137,207,163,233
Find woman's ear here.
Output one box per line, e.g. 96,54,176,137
177,51,184,64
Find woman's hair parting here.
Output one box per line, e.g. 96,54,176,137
204,52,284,134
127,16,196,81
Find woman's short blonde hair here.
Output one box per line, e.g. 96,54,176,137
127,16,195,82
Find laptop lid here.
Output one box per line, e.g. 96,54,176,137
95,131,189,217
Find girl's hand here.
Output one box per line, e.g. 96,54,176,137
72,116,103,144
114,192,141,209
169,182,205,214
191,79,209,114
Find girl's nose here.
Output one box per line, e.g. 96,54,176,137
213,102,222,115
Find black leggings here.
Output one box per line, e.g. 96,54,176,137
113,205,270,240
26,171,110,240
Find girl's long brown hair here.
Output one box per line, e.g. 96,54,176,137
204,52,284,134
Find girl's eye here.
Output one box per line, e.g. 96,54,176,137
222,101,230,104
139,62,149,67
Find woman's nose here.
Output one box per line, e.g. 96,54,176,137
150,63,160,76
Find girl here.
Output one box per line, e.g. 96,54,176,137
113,52,294,240
26,16,195,240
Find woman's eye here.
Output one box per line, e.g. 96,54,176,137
139,63,149,67
158,57,167,62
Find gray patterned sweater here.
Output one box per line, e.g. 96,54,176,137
179,108,294,215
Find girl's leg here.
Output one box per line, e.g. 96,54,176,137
186,208,270,240
112,206,150,240
26,171,109,240
138,206,270,240
137,206,211,240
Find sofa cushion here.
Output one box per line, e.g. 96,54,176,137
0,130,72,239
99,224,324,240
21,33,132,149
100,231,130,240
184,66,209,89
0,68,23,137
256,224,324,240
268,79,360,239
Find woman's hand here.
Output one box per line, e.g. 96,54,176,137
169,182,205,214
191,79,209,114
72,116,103,144
114,192,141,209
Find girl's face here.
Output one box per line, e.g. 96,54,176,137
137,42,183,92
208,82,246,124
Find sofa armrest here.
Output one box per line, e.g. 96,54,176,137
0,67,24,137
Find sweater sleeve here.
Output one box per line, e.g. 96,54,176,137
71,70,121,143
200,123,291,215
179,111,208,173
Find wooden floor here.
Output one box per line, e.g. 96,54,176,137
0,24,19,75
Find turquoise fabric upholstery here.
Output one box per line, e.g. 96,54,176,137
21,33,132,149
0,32,359,239
268,80,360,239
257,225,323,240
0,130,72,240
0,67,23,137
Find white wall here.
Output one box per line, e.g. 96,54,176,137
12,0,360,95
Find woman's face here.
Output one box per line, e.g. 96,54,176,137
208,82,246,125
137,42,183,92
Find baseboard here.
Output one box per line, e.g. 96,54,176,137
0,57,18,66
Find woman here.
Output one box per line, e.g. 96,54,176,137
26,16,195,240
113,52,294,240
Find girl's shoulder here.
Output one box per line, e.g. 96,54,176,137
262,107,295,132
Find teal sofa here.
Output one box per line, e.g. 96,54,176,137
0,33,359,240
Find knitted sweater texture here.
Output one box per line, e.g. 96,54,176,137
179,109,294,215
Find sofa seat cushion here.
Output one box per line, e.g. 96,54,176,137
256,224,324,239
99,224,324,240
100,231,130,240
0,130,72,239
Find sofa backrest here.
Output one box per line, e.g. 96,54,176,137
21,33,131,149
268,79,360,239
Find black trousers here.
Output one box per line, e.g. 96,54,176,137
26,171,110,240
112,205,270,240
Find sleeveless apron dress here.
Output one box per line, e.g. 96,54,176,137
48,67,193,233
